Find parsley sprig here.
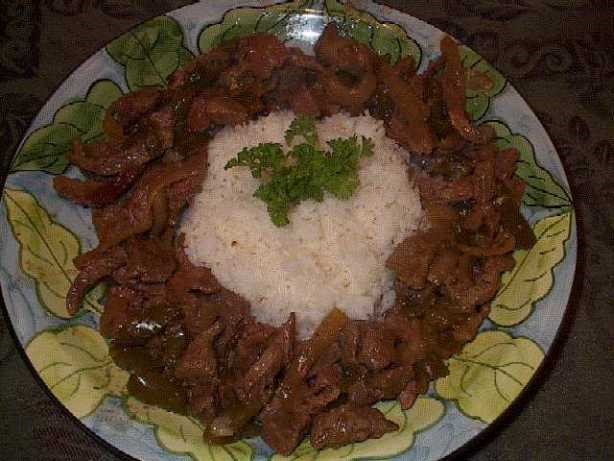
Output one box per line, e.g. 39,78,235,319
224,116,374,226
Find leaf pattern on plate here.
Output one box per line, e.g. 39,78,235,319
198,0,316,53
10,79,122,174
435,330,544,424
461,47,506,120
271,397,445,461
3,188,103,317
489,211,572,326
106,15,193,91
125,398,253,461
26,325,129,418
325,0,421,67
484,119,573,209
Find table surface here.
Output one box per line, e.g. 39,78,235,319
1,1,613,460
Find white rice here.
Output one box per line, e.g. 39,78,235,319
181,111,423,338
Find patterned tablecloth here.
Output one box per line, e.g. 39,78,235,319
1,1,612,460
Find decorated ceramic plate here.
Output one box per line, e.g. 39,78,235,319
0,1,576,460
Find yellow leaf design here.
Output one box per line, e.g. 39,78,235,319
489,211,572,326
125,398,253,461
3,188,103,317
435,331,544,423
271,397,445,461
26,325,129,418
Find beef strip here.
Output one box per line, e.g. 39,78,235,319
357,323,397,371
66,245,127,315
209,290,251,358
368,366,415,399
187,94,249,132
234,34,289,81
427,247,460,285
53,165,144,207
310,364,343,391
122,237,177,284
386,233,444,290
347,380,384,407
236,314,295,403
266,57,328,116
68,104,174,176
166,173,205,225
315,24,377,114
175,321,224,382
168,46,233,89
416,174,475,203
187,382,219,424
310,405,398,450
398,379,419,410
346,365,415,407
261,373,342,455
178,287,251,355
230,320,276,374
444,255,515,307
96,149,207,249
440,36,493,144
377,58,436,155
106,88,162,136
261,310,348,455
101,287,182,347
168,244,221,298
338,321,361,366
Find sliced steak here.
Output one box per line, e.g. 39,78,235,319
123,237,177,284
386,233,442,290
310,405,398,450
67,245,127,315
175,321,223,382
53,165,144,207
236,314,295,403
357,323,396,371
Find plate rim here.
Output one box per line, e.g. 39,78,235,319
0,1,578,460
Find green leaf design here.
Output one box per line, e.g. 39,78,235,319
271,397,445,461
484,120,573,209
489,211,572,326
26,325,129,418
325,0,421,67
84,79,124,108
125,398,253,461
436,331,544,424
107,15,193,91
461,47,506,120
10,79,122,174
198,1,315,53
3,188,103,318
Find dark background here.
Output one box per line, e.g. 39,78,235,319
1,1,613,460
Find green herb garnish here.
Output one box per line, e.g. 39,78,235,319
225,117,374,227
224,143,285,178
284,115,319,147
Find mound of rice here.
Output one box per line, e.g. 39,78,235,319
181,111,423,338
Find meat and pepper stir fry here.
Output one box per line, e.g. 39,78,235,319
54,24,535,455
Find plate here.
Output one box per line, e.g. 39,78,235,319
0,1,577,460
